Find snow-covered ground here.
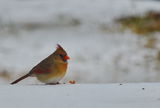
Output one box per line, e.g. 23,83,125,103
1,83,160,108
0,0,160,84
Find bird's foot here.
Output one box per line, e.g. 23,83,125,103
46,82,60,85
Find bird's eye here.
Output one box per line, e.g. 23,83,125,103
59,54,64,58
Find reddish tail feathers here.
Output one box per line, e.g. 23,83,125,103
11,73,30,84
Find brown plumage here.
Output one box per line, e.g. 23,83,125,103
11,44,70,85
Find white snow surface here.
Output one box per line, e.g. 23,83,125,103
1,83,160,108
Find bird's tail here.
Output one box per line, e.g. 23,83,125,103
11,73,31,84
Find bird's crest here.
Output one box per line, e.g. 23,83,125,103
56,44,63,50
55,44,67,55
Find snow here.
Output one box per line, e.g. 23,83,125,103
1,83,160,108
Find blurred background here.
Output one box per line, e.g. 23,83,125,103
1,0,160,84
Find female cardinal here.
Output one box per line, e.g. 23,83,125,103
11,44,70,85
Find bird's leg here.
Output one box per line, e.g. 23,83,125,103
56,82,66,84
46,82,60,85
56,82,60,84
46,83,56,85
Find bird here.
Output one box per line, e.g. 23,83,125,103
11,44,70,85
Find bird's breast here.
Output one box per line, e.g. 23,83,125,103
36,63,68,83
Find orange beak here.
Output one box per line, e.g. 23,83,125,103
64,55,70,60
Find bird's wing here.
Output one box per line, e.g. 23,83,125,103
30,57,54,75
